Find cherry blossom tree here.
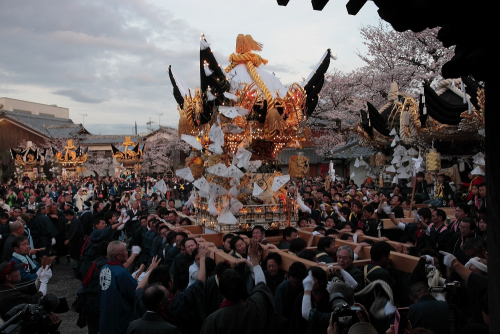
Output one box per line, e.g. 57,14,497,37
356,20,455,107
84,151,114,176
141,128,189,174
313,21,455,154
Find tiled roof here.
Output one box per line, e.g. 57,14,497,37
0,110,85,138
326,139,376,160
80,135,141,145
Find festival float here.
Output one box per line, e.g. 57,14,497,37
10,141,47,180
51,140,89,179
169,34,332,232
351,78,485,190
111,137,145,176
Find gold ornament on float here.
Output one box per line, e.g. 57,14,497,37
289,153,310,178
375,152,386,166
426,148,441,174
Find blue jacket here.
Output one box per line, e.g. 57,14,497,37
11,255,39,283
98,263,137,334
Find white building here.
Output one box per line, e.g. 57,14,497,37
0,97,70,119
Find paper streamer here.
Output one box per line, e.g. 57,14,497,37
175,167,194,182
181,134,203,150
252,182,264,196
272,174,290,191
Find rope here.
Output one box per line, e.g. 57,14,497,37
224,52,273,109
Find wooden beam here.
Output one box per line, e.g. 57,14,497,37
262,247,326,271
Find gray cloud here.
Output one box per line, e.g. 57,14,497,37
0,0,201,122
53,89,106,103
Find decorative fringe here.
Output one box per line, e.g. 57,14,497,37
236,34,263,54
178,116,193,137
289,155,310,178
264,108,287,137
204,65,213,76
302,127,312,139
207,90,215,101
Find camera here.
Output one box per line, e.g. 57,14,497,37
0,294,68,334
430,281,462,303
330,293,361,334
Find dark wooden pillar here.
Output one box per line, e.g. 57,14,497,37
485,77,499,332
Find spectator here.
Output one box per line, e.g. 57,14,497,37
126,284,181,334
98,240,138,334
263,252,285,294
201,241,284,334
277,227,298,249
252,225,268,245
336,245,364,290
408,280,451,334
217,234,234,254
447,217,480,265
274,261,307,320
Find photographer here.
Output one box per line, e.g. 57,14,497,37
407,280,450,334
0,260,51,319
2,293,62,334
301,277,371,334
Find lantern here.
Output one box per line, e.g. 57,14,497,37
289,152,309,178
375,152,386,166
426,148,441,174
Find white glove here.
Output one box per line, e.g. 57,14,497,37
311,231,321,236
39,268,52,284
51,238,56,246
384,300,397,315
320,204,326,211
36,267,43,277
340,216,346,223
421,255,434,265
341,269,358,290
39,282,48,296
132,245,142,255
302,271,314,291
132,216,138,221
439,251,456,268
413,210,421,223
117,222,125,231
381,203,392,215
333,205,339,213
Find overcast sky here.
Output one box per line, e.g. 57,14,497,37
0,0,380,135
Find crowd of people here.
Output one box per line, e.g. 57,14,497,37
0,169,490,334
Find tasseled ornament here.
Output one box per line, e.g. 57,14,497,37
302,127,312,139
264,108,287,137
178,116,193,137
207,90,215,101
204,65,213,76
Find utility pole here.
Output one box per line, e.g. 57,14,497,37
78,113,88,126
146,118,156,132
155,113,163,128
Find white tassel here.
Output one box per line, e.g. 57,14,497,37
461,80,466,104
207,90,215,101
423,105,427,115
468,100,472,115
204,65,213,76
296,193,311,214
